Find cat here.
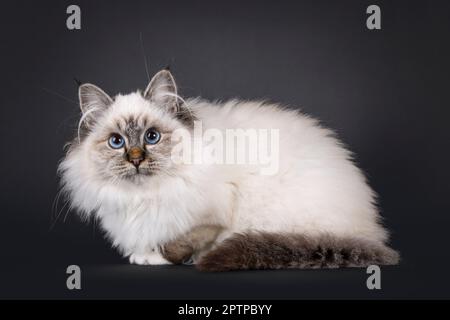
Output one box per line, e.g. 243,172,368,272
58,68,399,271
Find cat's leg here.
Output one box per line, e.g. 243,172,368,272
129,248,171,265
161,225,225,265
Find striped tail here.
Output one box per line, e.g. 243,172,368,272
196,232,399,272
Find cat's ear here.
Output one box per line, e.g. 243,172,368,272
78,83,113,125
143,69,179,113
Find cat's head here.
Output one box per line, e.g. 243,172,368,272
65,69,194,184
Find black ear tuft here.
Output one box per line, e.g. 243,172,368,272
164,65,171,71
73,77,83,87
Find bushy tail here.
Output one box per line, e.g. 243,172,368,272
196,232,400,272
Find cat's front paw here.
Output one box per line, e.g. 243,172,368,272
129,251,171,265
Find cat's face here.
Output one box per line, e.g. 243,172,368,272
72,70,193,184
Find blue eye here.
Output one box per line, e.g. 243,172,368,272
144,128,161,145
108,134,125,149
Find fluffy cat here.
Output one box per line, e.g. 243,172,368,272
58,68,399,271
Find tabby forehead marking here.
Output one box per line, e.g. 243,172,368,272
122,115,143,147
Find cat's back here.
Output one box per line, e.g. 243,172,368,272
189,98,347,162
190,98,316,132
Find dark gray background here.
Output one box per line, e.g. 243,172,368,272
1,0,449,299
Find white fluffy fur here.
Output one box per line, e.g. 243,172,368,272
59,84,388,265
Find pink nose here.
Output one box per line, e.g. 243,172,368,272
131,158,143,167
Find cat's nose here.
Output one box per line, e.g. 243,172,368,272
127,147,145,168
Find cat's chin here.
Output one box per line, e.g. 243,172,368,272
122,171,155,183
